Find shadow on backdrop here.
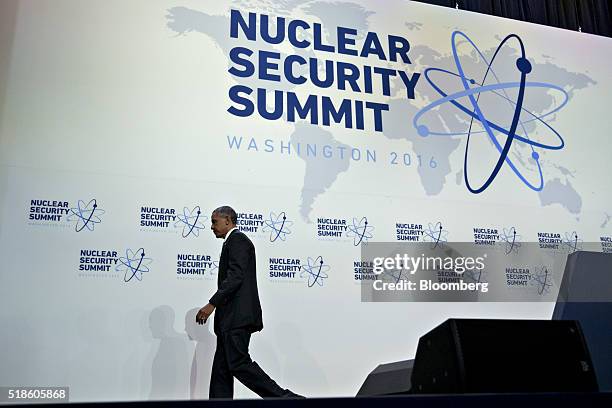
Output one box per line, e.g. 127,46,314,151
148,305,190,400
184,307,216,399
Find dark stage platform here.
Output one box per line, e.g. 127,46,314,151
4,392,612,408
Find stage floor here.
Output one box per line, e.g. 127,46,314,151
4,392,612,408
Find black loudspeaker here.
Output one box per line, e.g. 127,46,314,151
357,360,414,396
553,251,612,391
411,319,598,394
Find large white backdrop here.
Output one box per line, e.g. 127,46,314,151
1,0,611,401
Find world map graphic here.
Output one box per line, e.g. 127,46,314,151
165,0,596,222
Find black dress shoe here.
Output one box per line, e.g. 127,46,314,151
281,389,306,398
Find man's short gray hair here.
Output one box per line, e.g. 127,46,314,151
213,206,237,224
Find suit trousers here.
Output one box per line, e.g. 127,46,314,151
209,328,285,399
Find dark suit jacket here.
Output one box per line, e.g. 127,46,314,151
209,230,263,335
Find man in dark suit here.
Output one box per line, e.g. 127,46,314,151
196,206,301,399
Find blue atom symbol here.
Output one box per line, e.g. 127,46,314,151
563,231,582,253
414,31,568,193
300,256,330,287
464,268,486,285
175,206,207,238
346,217,374,246
262,211,293,242
530,266,553,295
115,248,152,282
68,199,104,232
500,226,521,255
382,268,406,284
422,221,448,248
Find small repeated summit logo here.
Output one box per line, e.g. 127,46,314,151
300,256,330,287
537,231,562,250
423,221,448,248
473,226,500,246
346,217,374,246
396,222,425,242
68,199,105,232
268,255,331,287
537,230,581,252
505,267,531,288
506,265,555,295
317,216,373,245
500,226,521,255
236,211,265,237
268,257,302,280
174,206,207,238
563,231,582,253
177,253,218,280
78,247,151,282
115,248,152,283
396,220,448,246
530,266,553,295
29,199,69,223
262,211,293,242
317,217,347,239
78,249,118,278
141,206,177,229
29,198,105,232
141,204,207,237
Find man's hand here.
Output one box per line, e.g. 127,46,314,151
196,303,215,325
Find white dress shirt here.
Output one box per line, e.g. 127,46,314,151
224,227,238,243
